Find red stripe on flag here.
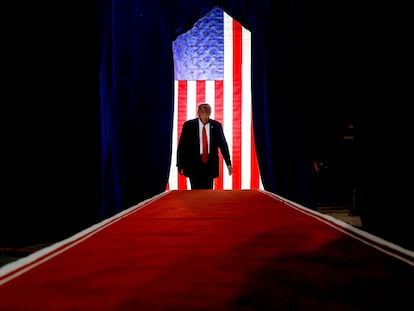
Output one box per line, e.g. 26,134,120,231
196,81,205,109
232,20,242,189
178,81,188,190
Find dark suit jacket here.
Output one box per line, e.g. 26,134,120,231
177,118,231,178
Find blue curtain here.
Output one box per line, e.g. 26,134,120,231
98,0,318,217
4,1,412,250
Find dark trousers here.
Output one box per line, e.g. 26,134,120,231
189,160,214,189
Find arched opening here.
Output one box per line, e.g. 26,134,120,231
168,7,262,190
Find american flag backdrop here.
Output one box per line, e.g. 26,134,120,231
168,7,263,190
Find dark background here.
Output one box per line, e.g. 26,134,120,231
2,2,412,249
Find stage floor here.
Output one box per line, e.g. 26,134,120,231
0,204,363,268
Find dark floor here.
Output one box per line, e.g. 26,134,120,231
317,206,362,228
0,206,361,269
0,242,54,268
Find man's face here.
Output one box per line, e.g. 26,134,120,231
198,105,211,124
199,110,210,124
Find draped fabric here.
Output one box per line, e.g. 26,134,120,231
99,0,309,217
168,8,262,190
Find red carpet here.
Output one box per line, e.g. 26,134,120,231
0,190,413,310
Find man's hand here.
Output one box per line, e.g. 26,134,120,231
227,165,233,176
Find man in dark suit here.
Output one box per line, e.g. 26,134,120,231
177,103,233,189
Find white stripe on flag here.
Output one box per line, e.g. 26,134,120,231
187,80,197,120
223,11,233,190
169,83,179,190
241,26,252,189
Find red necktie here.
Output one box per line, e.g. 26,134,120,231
202,124,208,163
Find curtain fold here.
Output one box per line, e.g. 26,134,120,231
99,0,311,217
